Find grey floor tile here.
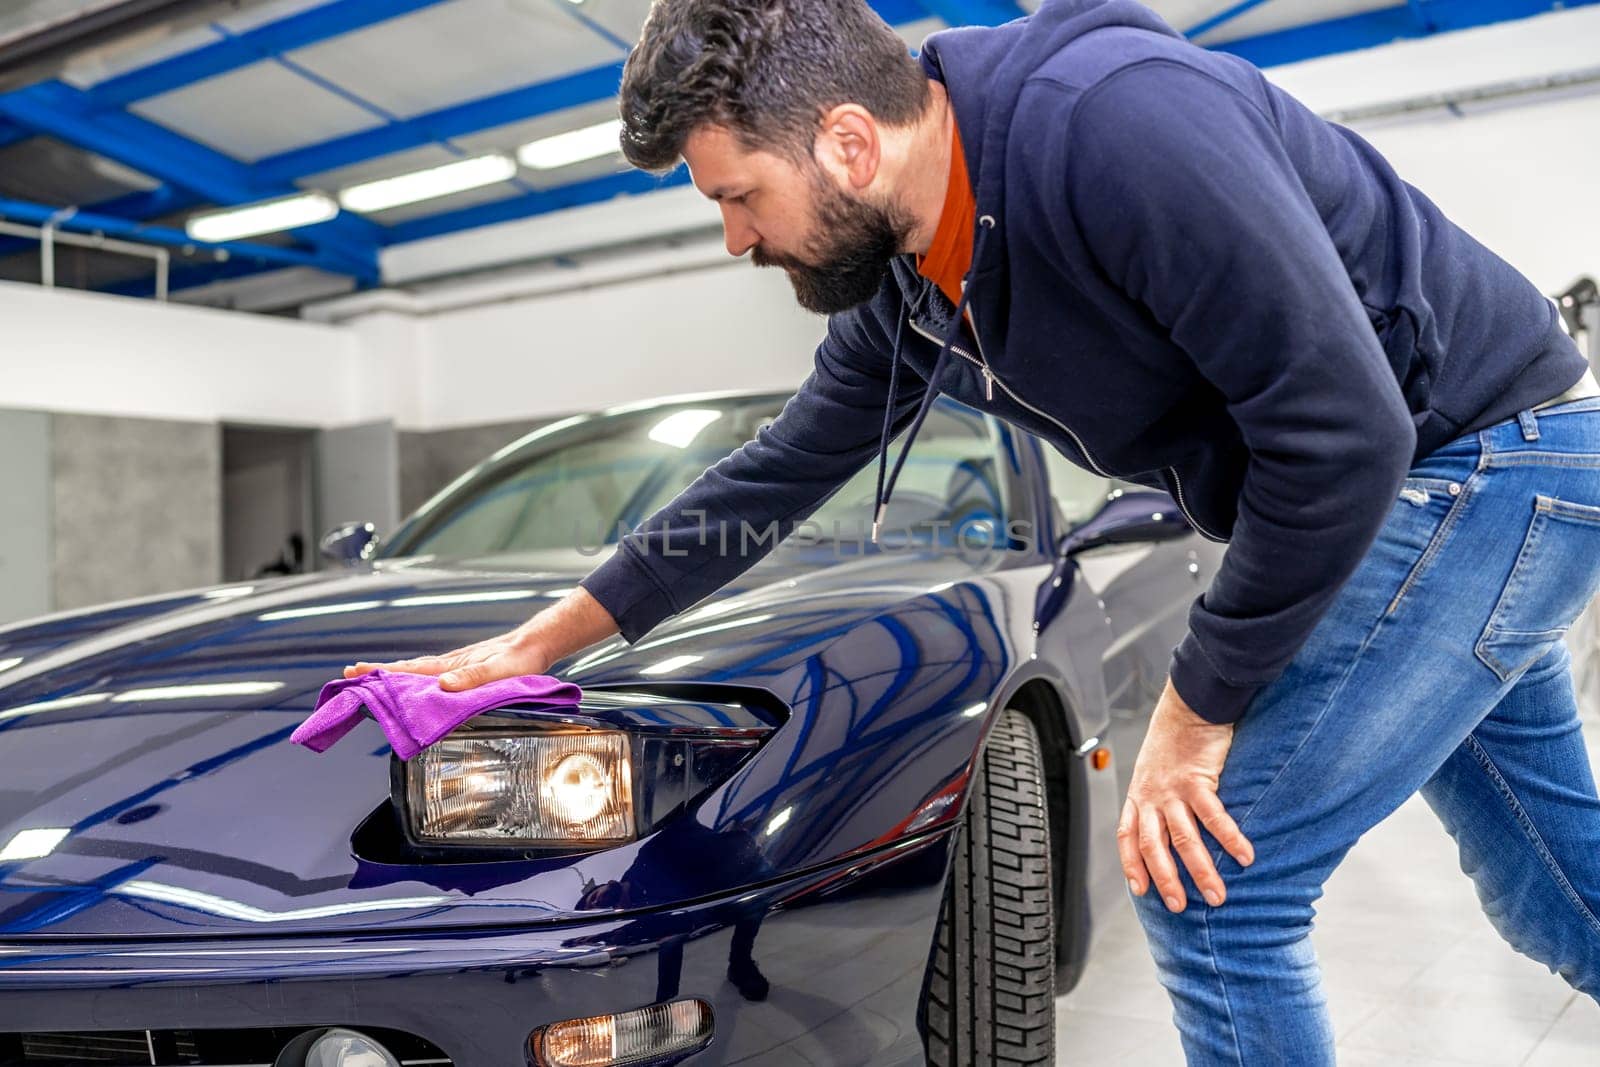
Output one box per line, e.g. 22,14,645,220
1055,1006,1181,1063
1521,996,1600,1067
1337,1000,1552,1065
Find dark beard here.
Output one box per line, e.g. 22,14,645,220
752,167,912,315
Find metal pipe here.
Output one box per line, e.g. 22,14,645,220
0,197,329,273
1324,64,1600,125
39,221,53,288
0,216,180,300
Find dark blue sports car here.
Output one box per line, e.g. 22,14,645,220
0,390,1221,1066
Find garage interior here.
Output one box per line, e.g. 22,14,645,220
1,0,1599,1064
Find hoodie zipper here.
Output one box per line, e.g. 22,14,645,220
907,312,1115,480
911,269,1230,545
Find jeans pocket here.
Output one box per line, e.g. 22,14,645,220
1475,494,1600,683
1385,475,1472,615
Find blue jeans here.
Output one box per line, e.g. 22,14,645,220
1131,395,1600,1065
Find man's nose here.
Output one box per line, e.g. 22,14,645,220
720,205,757,257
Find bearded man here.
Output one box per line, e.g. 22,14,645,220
348,1,1600,1060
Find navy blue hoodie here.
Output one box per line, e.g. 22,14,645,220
581,0,1589,724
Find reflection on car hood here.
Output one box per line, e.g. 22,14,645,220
0,543,1003,940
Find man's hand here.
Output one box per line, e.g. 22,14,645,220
344,587,619,691
1118,676,1254,911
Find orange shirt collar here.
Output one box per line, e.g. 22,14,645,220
915,117,976,310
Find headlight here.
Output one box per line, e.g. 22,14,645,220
391,688,779,853
410,732,634,845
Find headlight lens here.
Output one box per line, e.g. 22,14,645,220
301,1028,399,1067
410,732,634,845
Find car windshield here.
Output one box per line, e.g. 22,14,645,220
383,394,1015,559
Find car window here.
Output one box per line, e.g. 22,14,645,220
396,397,1014,558
1040,442,1113,529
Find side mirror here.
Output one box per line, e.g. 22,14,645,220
1034,491,1192,633
319,521,379,566
1060,490,1191,558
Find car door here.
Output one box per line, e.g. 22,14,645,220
1040,445,1224,800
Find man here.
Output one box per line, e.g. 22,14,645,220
348,0,1600,1060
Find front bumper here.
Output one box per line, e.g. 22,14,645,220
0,831,950,1067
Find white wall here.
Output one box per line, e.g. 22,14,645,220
412,258,826,428
1265,5,1600,295
0,281,366,426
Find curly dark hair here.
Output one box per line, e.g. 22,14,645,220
618,0,931,174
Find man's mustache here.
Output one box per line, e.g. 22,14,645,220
751,245,807,271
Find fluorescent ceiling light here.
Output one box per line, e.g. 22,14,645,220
186,192,338,243
0,656,21,672
0,827,70,862
339,154,518,214
517,119,624,170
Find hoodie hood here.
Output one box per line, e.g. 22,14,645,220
866,1,1183,536
916,0,1180,220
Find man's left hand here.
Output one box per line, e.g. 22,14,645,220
1118,677,1255,912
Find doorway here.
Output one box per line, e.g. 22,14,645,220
221,424,315,582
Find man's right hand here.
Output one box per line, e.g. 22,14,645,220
343,586,619,691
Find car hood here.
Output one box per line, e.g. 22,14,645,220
0,543,1008,940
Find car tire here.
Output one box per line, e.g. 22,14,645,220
923,707,1056,1066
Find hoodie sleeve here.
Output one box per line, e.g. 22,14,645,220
1055,60,1417,725
579,302,928,643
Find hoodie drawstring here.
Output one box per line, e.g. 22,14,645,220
871,312,907,544
870,215,996,544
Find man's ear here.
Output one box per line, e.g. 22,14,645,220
814,104,880,191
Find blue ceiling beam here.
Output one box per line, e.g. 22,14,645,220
1404,0,1440,31
255,0,929,184
1184,0,1276,39
84,0,453,109
0,197,343,274
910,0,1026,24
0,81,379,280
0,187,200,259
386,168,690,245
1214,0,1600,67
0,119,29,148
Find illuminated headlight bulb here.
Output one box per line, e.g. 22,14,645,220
409,732,634,845
302,1028,399,1067
542,751,612,827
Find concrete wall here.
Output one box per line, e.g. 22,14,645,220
49,412,220,612
0,411,51,624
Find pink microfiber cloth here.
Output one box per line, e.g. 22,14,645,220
291,668,583,760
